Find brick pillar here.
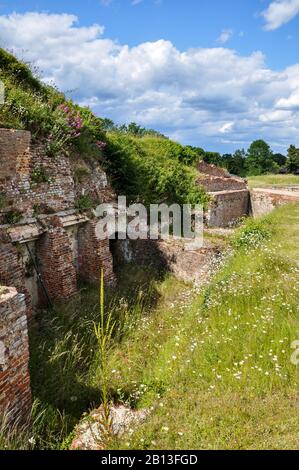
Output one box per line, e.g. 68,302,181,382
36,227,78,303
78,220,116,286
0,240,33,320
0,287,32,424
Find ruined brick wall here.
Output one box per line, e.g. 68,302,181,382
0,128,75,221
206,189,250,227
0,238,32,319
250,188,299,217
36,227,78,304
78,220,116,286
71,159,116,204
112,238,222,285
196,160,249,226
0,128,118,427
198,175,247,192
197,161,230,178
0,287,31,424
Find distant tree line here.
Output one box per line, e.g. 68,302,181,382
188,140,299,177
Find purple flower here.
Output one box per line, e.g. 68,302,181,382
96,140,107,150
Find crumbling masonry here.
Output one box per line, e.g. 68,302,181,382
1,128,298,426
0,129,116,424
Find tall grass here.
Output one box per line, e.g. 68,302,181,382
106,204,299,450
0,265,168,449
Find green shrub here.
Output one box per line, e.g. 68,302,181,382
75,194,95,212
4,210,23,225
105,134,208,207
0,48,43,93
31,167,50,185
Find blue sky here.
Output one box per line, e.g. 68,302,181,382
1,1,299,152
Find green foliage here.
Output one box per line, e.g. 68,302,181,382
273,153,287,167
31,167,50,185
0,48,43,93
75,194,95,212
110,121,167,139
286,145,299,173
203,151,224,167
4,210,22,225
222,149,247,176
246,139,278,175
105,134,208,207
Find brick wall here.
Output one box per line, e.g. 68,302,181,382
206,189,250,227
0,128,75,220
0,287,31,424
197,160,247,193
198,175,247,192
197,161,230,178
36,227,78,303
250,188,299,217
0,238,32,319
78,220,116,286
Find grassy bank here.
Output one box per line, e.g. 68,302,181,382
105,203,299,450
0,265,188,450
1,204,299,450
247,174,299,188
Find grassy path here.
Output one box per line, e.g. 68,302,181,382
107,203,299,450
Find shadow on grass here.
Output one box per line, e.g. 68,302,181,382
28,264,167,443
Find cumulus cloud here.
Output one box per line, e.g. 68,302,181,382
0,12,299,151
262,0,299,31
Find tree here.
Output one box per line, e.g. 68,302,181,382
246,140,277,175
287,145,299,173
203,151,224,167
222,149,246,176
272,153,287,168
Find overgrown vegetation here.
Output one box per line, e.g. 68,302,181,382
105,203,299,450
30,167,51,185
0,265,169,450
0,48,207,207
105,134,208,206
1,204,299,449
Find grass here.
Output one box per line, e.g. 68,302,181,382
0,264,177,450
247,174,299,188
1,204,299,450
105,203,299,450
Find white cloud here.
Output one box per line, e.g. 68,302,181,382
219,122,234,134
276,91,299,109
216,29,233,44
262,0,299,31
0,12,299,152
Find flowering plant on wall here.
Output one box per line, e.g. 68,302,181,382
46,103,84,157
